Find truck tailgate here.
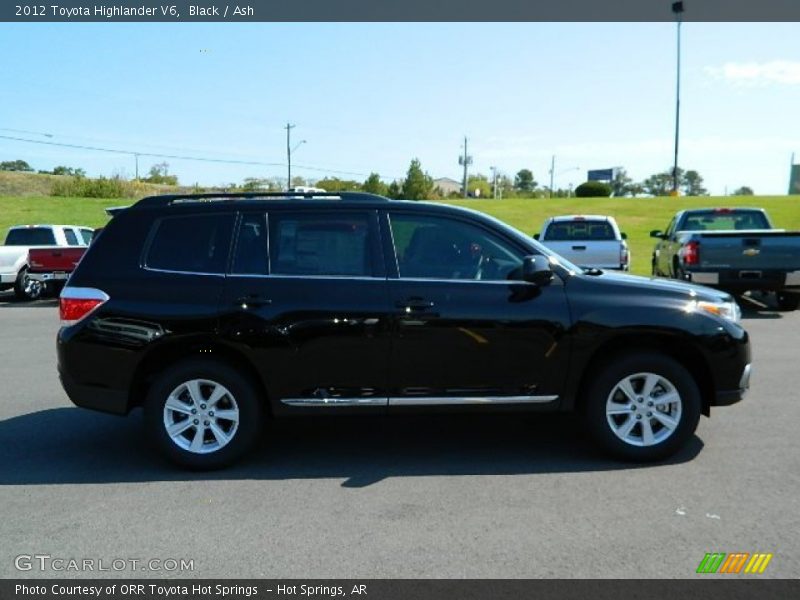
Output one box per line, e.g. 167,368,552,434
697,231,800,271
28,247,86,273
544,240,622,268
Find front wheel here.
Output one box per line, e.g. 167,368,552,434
581,353,701,461
144,359,264,469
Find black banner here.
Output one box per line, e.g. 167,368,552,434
2,580,799,600
3,0,800,22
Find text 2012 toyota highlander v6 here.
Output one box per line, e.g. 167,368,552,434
57,192,751,469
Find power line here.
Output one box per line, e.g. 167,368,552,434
0,134,400,179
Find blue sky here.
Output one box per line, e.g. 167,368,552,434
1,22,799,194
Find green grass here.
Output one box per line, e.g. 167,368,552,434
2,194,798,275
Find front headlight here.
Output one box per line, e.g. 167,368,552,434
686,299,741,323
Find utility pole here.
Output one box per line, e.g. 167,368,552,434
549,155,556,198
458,136,472,198
285,123,295,190
490,166,499,199
671,1,685,196
134,153,139,180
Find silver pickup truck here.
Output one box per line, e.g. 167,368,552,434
535,215,630,271
651,207,800,310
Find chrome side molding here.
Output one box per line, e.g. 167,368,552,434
281,395,558,407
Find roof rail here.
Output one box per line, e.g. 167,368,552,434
132,191,390,209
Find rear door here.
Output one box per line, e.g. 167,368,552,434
218,208,392,411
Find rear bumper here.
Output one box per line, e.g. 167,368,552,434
712,363,751,407
688,270,800,292
29,271,70,283
58,368,130,415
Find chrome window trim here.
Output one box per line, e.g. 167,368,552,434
281,395,558,407
226,273,384,281
142,266,226,278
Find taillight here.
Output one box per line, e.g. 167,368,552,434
620,244,629,267
59,287,109,327
681,240,701,266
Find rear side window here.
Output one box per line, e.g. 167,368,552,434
232,213,268,275
146,214,234,274
544,220,615,241
269,212,374,277
4,227,56,246
64,229,79,245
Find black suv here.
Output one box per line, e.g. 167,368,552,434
58,192,751,468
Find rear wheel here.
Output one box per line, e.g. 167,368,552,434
582,352,701,461
144,359,263,469
13,267,42,301
776,292,800,312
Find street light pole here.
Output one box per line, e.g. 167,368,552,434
285,123,295,190
671,1,685,196
549,155,555,198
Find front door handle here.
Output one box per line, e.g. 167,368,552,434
237,294,272,308
395,298,435,312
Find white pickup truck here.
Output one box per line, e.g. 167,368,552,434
0,225,93,300
535,215,630,271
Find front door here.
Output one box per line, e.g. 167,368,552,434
384,211,571,406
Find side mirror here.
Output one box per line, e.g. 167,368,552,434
533,233,540,240
649,230,664,239
621,232,628,240
521,255,554,286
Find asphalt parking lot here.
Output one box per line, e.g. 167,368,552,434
1,292,798,579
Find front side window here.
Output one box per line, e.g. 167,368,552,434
146,214,234,274
79,229,94,245
389,213,525,281
269,212,374,277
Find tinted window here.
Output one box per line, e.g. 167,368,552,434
269,212,373,277
232,213,268,275
544,220,615,241
64,229,79,246
679,211,769,232
146,214,234,274
390,213,524,281
79,229,94,244
4,228,56,246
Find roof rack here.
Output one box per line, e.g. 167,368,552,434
133,191,390,209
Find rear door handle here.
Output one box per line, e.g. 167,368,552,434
237,294,272,308
395,298,435,311
572,245,587,251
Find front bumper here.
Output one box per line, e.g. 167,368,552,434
713,363,751,406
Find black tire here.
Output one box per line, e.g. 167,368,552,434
776,292,800,312
581,352,701,462
144,359,263,470
13,267,43,301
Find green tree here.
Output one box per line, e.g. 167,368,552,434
241,177,274,191
144,162,178,185
682,170,708,196
575,181,612,197
52,165,86,177
315,177,362,192
468,174,492,198
400,158,434,200
610,168,634,197
386,180,402,199
514,169,536,193
641,171,675,196
732,185,754,196
362,172,389,196
0,159,33,172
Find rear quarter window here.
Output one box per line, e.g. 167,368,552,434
145,214,234,274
